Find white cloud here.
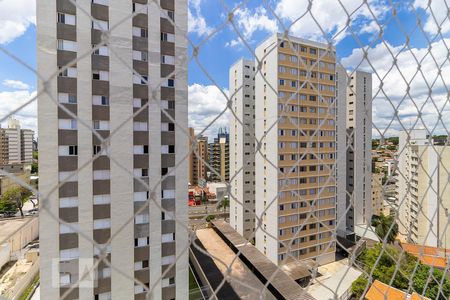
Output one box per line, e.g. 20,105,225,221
0,90,37,133
224,0,388,48
226,7,278,48
341,38,450,137
0,0,36,44
275,0,387,42
2,79,30,90
188,0,213,37
414,0,450,35
188,84,229,140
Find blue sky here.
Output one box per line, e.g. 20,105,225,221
0,0,449,139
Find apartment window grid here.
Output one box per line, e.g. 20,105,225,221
3,0,449,299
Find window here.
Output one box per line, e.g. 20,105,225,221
93,95,109,106
57,13,76,25
132,26,148,37
92,19,109,30
60,248,79,261
93,145,103,155
133,50,148,62
133,191,148,202
161,9,174,21
135,213,149,224
57,39,77,52
58,145,78,156
60,222,79,234
92,45,109,56
162,190,175,199
161,55,175,65
133,122,148,131
94,243,111,255
96,292,112,300
93,70,109,81
133,145,149,154
162,277,175,287
133,98,143,108
163,78,175,88
134,237,149,247
93,120,110,130
134,260,149,271
58,93,77,104
93,0,109,5
161,123,175,132
161,32,175,42
60,273,71,286
133,74,148,85
94,194,111,205
94,218,111,230
93,170,110,180
133,2,147,13
59,67,77,78
161,145,175,154
60,197,78,208
162,255,175,266
58,119,77,130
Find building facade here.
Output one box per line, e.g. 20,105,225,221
37,1,188,299
188,128,208,186
208,128,229,182
397,129,450,248
255,34,337,265
336,70,373,238
229,59,256,240
371,172,384,216
0,118,34,165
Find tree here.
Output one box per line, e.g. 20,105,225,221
351,276,369,299
1,187,32,217
0,200,17,215
217,197,229,211
31,162,38,174
372,213,398,243
353,243,450,299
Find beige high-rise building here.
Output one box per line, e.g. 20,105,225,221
255,33,337,265
371,172,384,216
188,127,208,186
0,117,34,165
37,1,188,299
397,129,450,248
230,59,256,240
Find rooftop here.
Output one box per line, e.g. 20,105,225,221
305,260,362,300
366,280,429,300
211,220,315,300
401,243,450,269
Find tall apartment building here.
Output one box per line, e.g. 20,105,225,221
336,70,372,238
37,1,188,299
397,129,450,247
208,128,229,182
188,127,208,186
229,59,256,240
255,33,337,265
188,128,195,185
371,172,384,216
0,117,34,165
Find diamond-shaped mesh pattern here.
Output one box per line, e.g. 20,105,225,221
0,0,450,299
